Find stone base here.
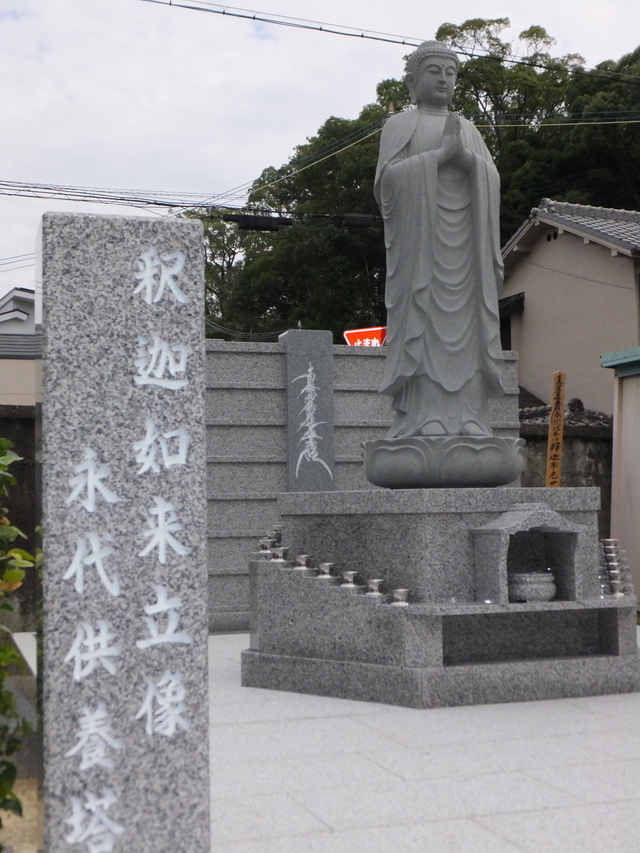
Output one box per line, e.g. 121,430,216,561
242,648,640,709
243,486,640,709
363,435,525,488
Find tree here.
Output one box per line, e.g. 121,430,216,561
436,18,586,239
232,102,390,338
183,209,248,332
562,46,640,210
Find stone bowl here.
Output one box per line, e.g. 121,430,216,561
508,571,557,603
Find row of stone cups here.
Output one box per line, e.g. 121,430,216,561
256,534,410,606
600,538,634,598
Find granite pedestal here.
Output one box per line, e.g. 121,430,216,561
242,487,640,708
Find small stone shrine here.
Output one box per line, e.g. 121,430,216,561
41,213,209,852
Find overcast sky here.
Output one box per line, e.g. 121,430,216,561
1,0,639,296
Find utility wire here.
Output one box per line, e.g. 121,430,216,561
138,0,640,86
139,0,426,47
0,263,35,275
204,315,290,339
0,179,218,209
2,109,640,216
475,118,640,128
0,252,36,263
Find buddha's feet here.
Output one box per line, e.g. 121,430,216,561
461,421,491,436
419,421,446,436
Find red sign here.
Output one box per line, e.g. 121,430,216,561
343,326,387,347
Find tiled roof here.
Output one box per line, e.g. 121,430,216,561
0,332,42,359
518,386,546,409
529,198,640,255
519,395,612,428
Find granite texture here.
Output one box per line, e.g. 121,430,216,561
278,486,601,516
242,649,426,708
241,649,640,708
41,213,209,852
243,486,640,708
207,424,285,457
280,329,335,491
208,496,281,531
207,460,287,494
278,488,600,605
250,561,415,666
205,341,288,630
471,502,598,605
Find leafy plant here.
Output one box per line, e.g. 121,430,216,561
0,437,35,846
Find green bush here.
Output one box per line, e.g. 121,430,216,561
0,437,36,845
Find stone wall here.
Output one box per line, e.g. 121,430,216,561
520,424,612,539
206,340,521,632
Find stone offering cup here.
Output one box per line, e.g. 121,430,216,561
366,579,383,596
391,588,409,605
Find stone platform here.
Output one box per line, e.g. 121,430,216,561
241,488,640,708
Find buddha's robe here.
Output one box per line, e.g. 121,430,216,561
374,108,504,438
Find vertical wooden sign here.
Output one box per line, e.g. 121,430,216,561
545,371,566,487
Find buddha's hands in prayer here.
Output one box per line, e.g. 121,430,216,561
437,114,473,170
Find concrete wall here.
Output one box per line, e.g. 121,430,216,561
0,359,42,406
206,341,286,630
502,232,639,413
206,340,520,632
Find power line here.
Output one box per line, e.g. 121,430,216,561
204,315,290,339
2,108,639,218
138,0,640,86
476,118,640,129
0,263,35,275
0,179,221,209
0,252,36,263
138,0,426,48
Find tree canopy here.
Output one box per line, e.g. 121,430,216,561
194,19,640,341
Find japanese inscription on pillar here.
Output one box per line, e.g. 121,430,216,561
41,214,209,853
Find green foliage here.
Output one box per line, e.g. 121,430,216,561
217,102,389,339
435,18,590,240
561,46,640,210
184,208,250,333
0,438,34,843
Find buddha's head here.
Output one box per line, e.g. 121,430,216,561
405,41,459,107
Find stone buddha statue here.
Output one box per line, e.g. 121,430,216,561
374,40,505,439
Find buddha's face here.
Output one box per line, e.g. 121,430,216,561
413,58,457,106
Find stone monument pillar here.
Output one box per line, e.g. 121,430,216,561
40,213,209,852
280,329,335,491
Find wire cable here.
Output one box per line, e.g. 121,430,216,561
0,263,35,275
138,0,640,86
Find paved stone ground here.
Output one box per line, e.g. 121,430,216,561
1,779,43,852
4,630,640,852
209,631,640,853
